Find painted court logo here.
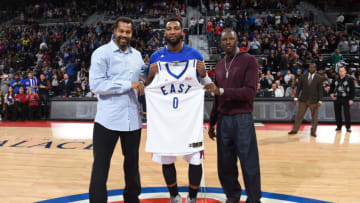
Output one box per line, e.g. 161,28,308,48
36,187,329,203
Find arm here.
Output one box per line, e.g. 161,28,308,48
317,76,324,102
144,54,157,86
221,56,258,101
208,90,218,140
196,60,213,85
294,76,303,99
89,50,132,95
349,77,355,100
329,79,335,94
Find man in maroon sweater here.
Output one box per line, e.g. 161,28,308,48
205,28,261,203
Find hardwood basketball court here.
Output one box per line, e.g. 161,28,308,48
0,121,359,202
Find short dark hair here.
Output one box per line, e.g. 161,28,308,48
113,16,133,30
339,65,347,71
165,17,183,29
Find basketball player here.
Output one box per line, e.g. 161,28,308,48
145,18,213,203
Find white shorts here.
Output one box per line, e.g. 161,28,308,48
152,151,203,165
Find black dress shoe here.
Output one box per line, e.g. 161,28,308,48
311,132,317,137
335,128,341,131
347,128,352,132
288,131,297,135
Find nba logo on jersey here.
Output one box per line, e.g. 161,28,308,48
145,59,205,155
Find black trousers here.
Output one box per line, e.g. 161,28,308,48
334,98,351,129
28,105,39,120
39,94,49,118
15,102,28,120
89,123,141,203
216,113,261,203
5,104,17,121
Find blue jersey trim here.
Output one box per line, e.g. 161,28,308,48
165,61,189,79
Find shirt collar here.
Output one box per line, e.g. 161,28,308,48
110,37,133,54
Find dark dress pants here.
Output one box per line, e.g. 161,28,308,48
89,123,141,203
334,98,351,129
216,113,261,203
292,101,319,134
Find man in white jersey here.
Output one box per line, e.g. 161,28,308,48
145,18,213,203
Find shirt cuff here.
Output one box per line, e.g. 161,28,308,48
112,80,132,93
219,88,224,95
200,74,213,85
318,101,322,104
294,98,298,101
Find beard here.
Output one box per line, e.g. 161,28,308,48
115,36,130,48
165,35,182,46
224,46,237,56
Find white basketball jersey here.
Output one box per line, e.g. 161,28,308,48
145,59,204,155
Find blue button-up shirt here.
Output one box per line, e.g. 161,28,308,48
89,39,146,131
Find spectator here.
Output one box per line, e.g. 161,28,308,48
59,73,73,97
279,54,290,76
349,36,359,54
1,74,10,95
275,80,285,95
23,72,39,92
269,83,284,97
27,88,40,121
38,74,50,119
285,80,297,97
0,91,3,120
336,13,344,24
337,39,349,53
259,73,270,89
74,86,85,97
284,70,292,84
198,17,204,35
291,54,303,75
248,37,261,55
51,69,61,96
10,74,24,94
4,86,16,121
265,70,274,86
15,86,27,121
207,65,215,81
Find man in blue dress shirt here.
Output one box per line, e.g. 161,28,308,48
89,16,146,203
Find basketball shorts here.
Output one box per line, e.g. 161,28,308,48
152,151,203,165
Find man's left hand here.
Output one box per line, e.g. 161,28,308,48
349,100,354,106
316,102,321,108
196,60,206,78
204,83,220,95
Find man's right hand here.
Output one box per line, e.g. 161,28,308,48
131,81,145,95
330,93,336,101
208,126,216,141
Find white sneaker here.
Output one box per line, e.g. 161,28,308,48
186,196,197,203
170,194,182,203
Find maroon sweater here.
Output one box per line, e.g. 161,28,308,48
210,52,259,126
